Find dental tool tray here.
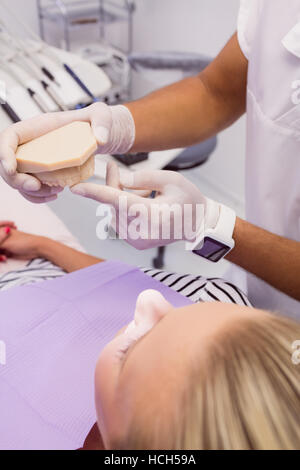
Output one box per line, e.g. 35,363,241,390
113,152,149,166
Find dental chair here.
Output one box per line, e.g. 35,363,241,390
128,52,218,269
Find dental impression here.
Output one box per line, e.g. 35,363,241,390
16,121,98,188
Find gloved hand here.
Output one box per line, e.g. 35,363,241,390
0,103,135,204
71,162,221,250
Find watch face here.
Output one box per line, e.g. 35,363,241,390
193,237,230,262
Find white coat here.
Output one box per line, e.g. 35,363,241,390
237,0,300,318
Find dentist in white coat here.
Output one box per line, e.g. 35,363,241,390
0,0,300,319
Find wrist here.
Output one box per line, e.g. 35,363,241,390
226,217,244,261
183,198,220,246
35,236,56,259
205,198,221,230
101,105,136,155
190,203,236,262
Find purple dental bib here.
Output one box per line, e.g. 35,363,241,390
0,261,191,450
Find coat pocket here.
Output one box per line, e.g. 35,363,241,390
282,21,300,59
275,103,300,132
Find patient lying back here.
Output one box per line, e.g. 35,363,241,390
91,292,300,450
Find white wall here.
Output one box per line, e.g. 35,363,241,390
1,0,40,36
1,0,246,212
134,0,239,56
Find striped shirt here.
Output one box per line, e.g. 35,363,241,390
140,268,251,306
0,259,65,292
0,260,251,307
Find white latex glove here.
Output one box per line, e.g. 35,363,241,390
71,162,220,250
0,103,135,204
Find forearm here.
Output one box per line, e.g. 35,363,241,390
126,76,230,152
227,218,300,301
37,237,104,273
126,34,248,153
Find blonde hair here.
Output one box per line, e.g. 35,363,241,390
118,313,300,450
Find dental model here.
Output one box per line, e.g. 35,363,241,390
16,121,98,187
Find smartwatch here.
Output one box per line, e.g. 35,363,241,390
192,204,236,263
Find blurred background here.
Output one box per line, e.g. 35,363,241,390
0,0,245,277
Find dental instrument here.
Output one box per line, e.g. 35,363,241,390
0,101,20,123
63,63,99,103
0,16,69,109
0,3,102,104
0,19,61,89
28,39,99,103
0,3,117,103
2,49,67,111
0,57,50,113
0,85,21,123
